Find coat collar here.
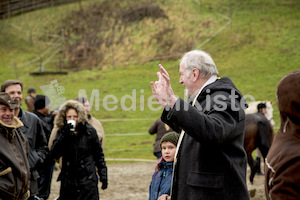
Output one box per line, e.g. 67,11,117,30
18,108,29,129
0,116,23,129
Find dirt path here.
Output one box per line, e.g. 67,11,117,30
48,162,266,200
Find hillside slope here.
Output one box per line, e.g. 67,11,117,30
0,0,299,159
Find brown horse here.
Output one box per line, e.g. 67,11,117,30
244,112,274,183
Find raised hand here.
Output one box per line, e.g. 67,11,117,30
150,64,177,108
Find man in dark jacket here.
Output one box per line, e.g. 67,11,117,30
254,102,267,175
33,95,55,200
149,118,173,159
25,88,36,112
1,80,48,200
0,92,30,200
150,50,249,200
33,95,53,141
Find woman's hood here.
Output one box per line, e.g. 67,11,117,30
54,100,88,129
276,70,300,134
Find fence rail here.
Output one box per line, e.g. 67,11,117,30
0,0,81,19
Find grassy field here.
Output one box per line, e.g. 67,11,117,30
0,0,299,160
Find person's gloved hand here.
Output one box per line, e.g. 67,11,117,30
36,147,49,168
37,147,48,162
101,180,108,190
61,123,75,136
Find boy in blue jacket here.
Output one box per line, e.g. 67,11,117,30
149,132,179,200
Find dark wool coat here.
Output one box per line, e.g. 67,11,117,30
149,161,173,200
161,77,249,200
265,70,300,200
33,110,54,142
50,100,107,200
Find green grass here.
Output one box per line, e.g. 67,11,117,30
0,0,299,161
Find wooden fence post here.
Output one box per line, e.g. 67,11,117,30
14,63,19,79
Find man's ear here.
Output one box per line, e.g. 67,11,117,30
192,68,200,82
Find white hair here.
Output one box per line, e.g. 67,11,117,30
180,50,219,78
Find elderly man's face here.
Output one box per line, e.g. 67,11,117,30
5,84,23,107
0,104,14,125
179,63,194,97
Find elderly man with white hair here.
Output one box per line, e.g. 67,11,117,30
151,50,249,200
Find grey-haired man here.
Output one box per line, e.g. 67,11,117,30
151,50,249,200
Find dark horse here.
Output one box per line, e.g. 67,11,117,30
244,113,274,183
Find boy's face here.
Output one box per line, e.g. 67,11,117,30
161,141,176,162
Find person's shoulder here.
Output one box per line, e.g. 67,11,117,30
23,110,39,120
211,77,234,88
208,77,244,97
22,110,43,126
85,123,101,142
86,122,94,128
86,123,97,134
89,116,102,125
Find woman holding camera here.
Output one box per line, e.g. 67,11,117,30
50,100,108,200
